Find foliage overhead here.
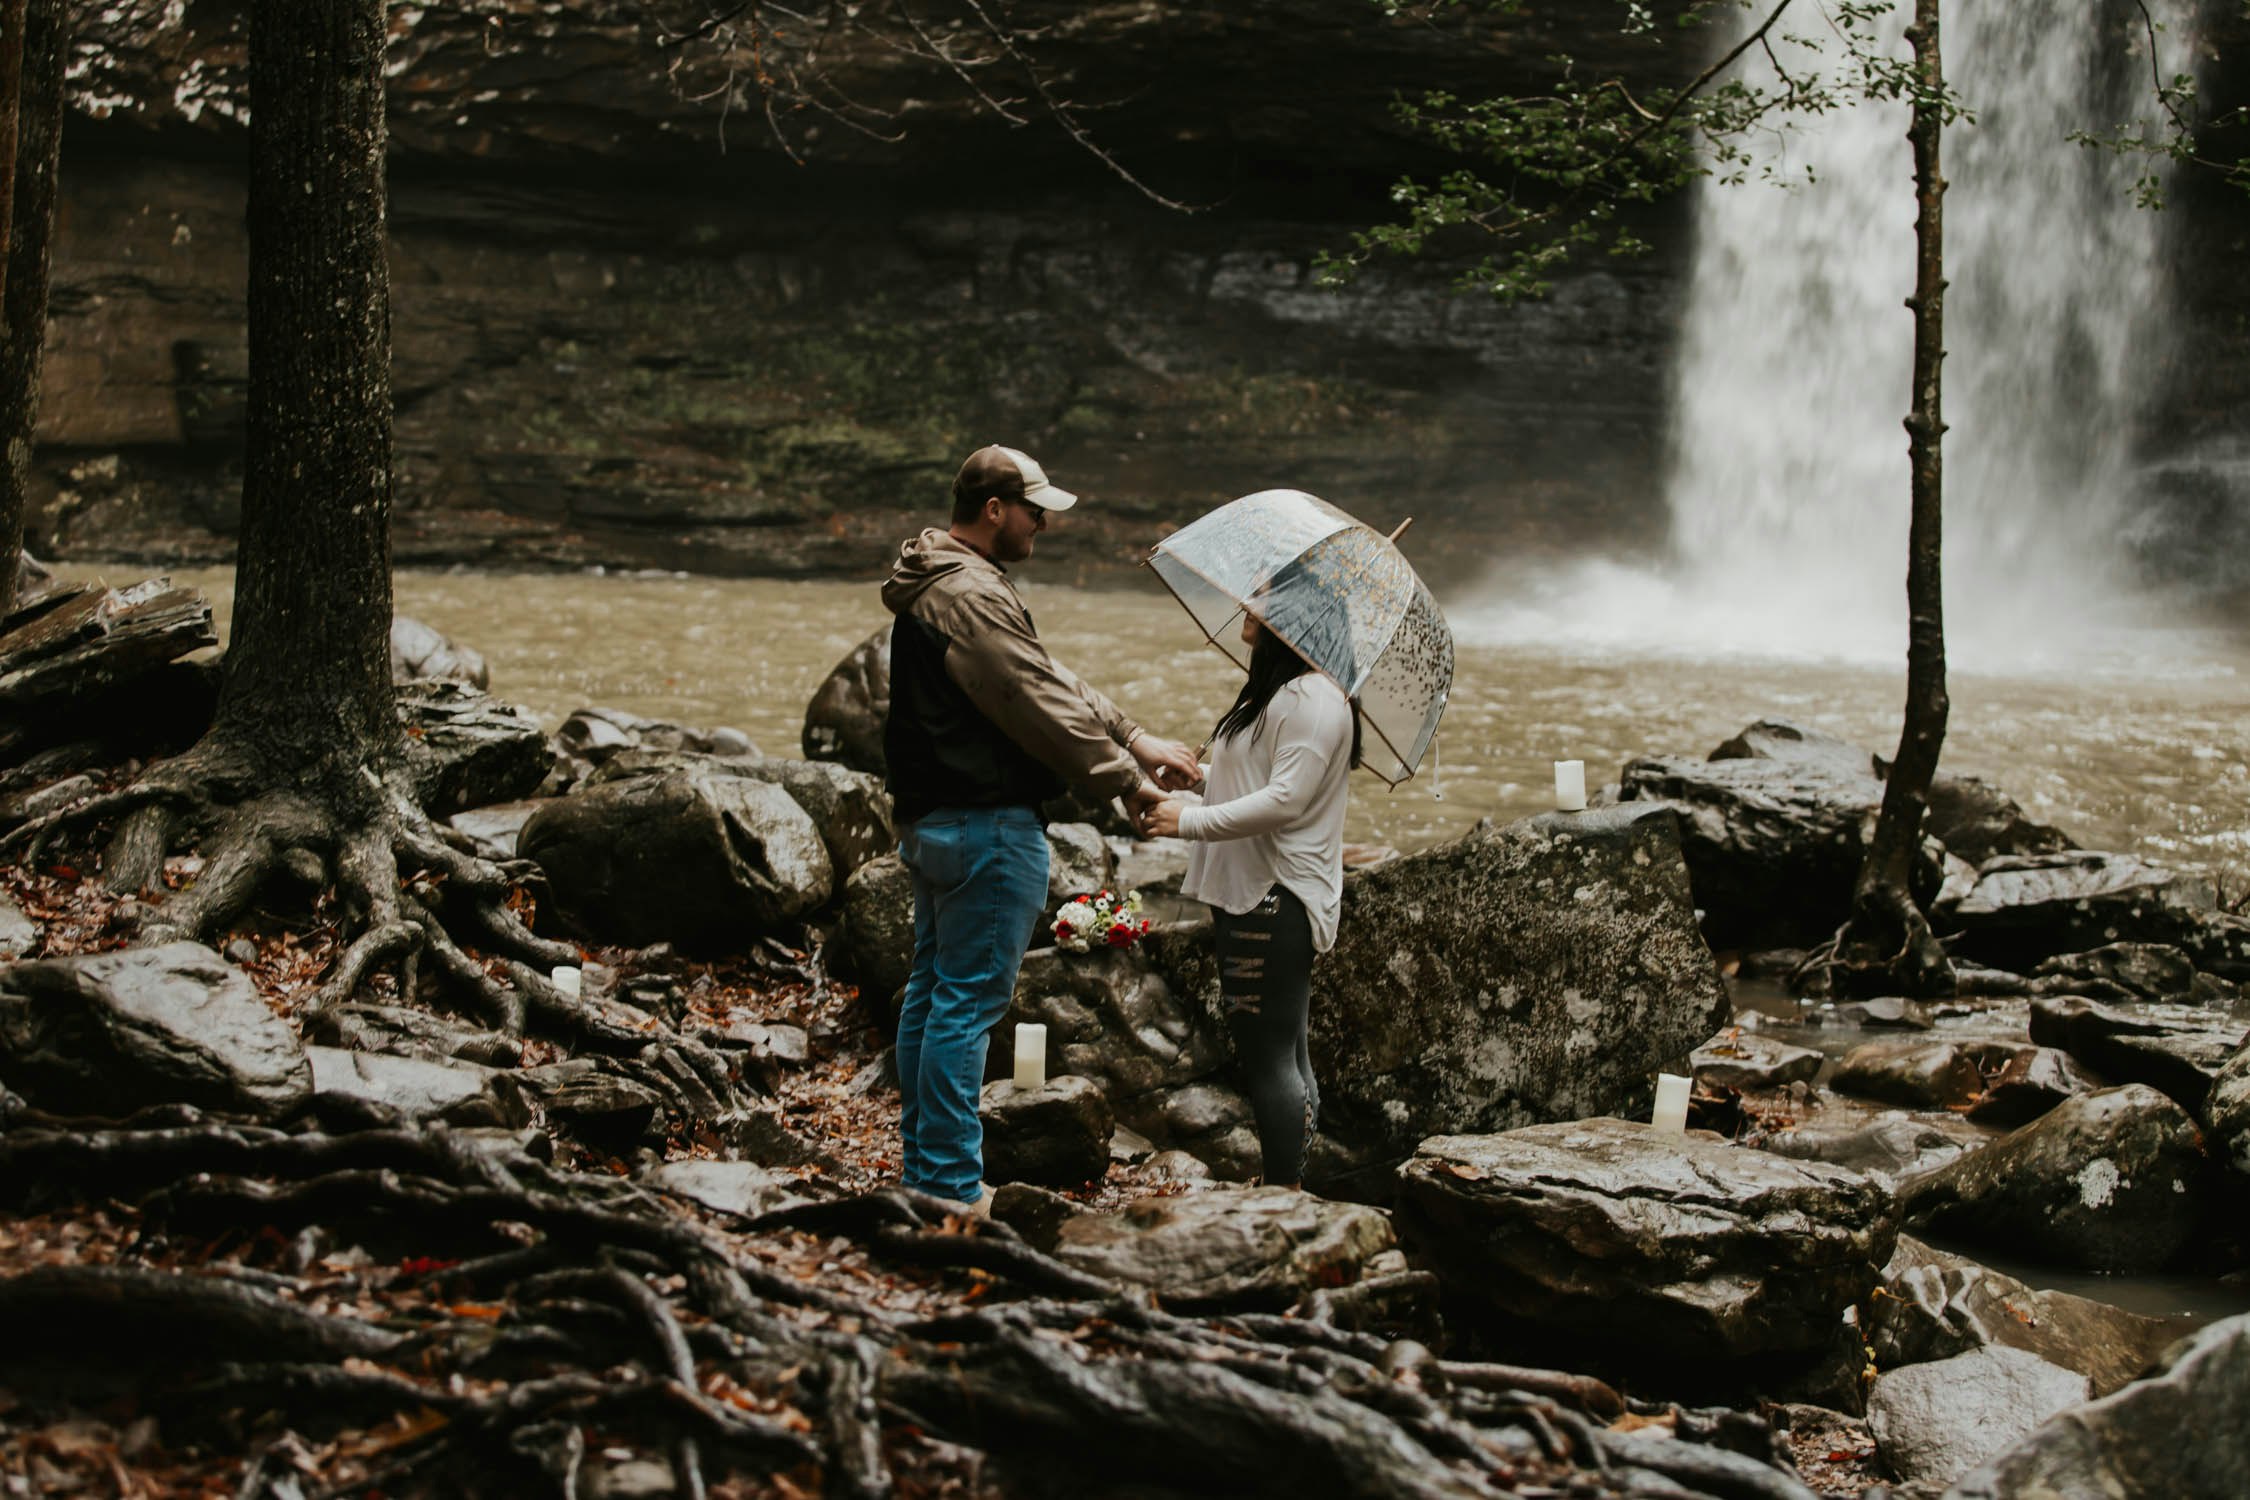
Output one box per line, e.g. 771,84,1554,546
1322,0,2246,301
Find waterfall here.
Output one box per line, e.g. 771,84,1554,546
1464,0,2199,665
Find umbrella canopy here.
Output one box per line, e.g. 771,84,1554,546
1148,488,1454,787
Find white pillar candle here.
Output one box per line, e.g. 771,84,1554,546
1012,1023,1048,1091
1554,760,1587,812
551,965,582,1000
1651,1072,1691,1134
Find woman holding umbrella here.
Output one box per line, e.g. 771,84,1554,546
1138,587,1359,1190
1137,490,1453,1191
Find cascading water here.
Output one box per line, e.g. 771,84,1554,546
1463,0,2200,664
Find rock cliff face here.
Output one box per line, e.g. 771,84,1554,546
24,1,2250,582
24,0,1694,581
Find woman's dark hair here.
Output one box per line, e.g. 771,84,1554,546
1210,623,1363,770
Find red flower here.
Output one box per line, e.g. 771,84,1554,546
1105,925,1136,948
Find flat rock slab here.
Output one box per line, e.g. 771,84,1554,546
1947,851,2249,976
0,941,310,1119
1052,1184,1395,1313
1900,1085,2211,1274
397,681,552,816
1397,1119,1896,1360
1691,1030,1825,1092
1869,1346,2089,1490
1831,1040,1986,1110
1742,1089,1988,1185
1866,1236,2178,1397
1946,1313,2250,1500
2029,995,2244,1122
307,1046,526,1129
644,1160,816,1219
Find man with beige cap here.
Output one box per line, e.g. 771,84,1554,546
881,444,1197,1216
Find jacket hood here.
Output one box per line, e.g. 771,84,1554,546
882,528,1000,615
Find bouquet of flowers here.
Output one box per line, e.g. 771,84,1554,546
1052,889,1153,953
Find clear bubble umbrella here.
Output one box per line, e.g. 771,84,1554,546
1146,488,1453,787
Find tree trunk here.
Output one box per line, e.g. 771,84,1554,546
1836,0,1953,998
212,0,397,786
0,0,28,311
0,0,62,619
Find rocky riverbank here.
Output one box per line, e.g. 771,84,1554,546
5,580,2249,1496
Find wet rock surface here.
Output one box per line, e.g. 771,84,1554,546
1397,1120,1896,1362
1051,1184,1395,1313
519,761,833,947
389,614,488,688
1690,1030,1825,1093
1831,1039,1988,1110
800,624,890,774
836,854,914,1007
1945,851,2250,977
1868,1345,2090,1490
978,1074,1114,1189
0,941,311,1119
2213,1041,2250,1177
304,1002,523,1069
1617,735,1885,951
397,681,554,816
999,945,1254,1179
2028,995,2245,1122
1301,805,1729,1153
1900,1085,2212,1274
1945,1313,2250,1500
589,750,894,881
1866,1236,2179,1397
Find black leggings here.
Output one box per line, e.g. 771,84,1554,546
1212,886,1319,1186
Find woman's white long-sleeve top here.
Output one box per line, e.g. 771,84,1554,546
1176,674,1354,953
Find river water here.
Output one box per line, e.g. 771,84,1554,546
164,566,2248,875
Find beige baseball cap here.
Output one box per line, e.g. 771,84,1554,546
953,444,1079,512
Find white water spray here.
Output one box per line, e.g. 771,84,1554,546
1461,0,2197,667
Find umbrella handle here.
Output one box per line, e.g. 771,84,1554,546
1387,518,1413,544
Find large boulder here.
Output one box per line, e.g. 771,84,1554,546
1899,1085,2212,1273
1921,774,2075,866
979,1074,1113,1188
801,623,890,775
1296,805,1729,1153
1864,1236,2178,1397
1946,1314,2250,1500
2033,942,2200,1003
389,614,488,688
1000,944,1253,1177
1945,851,2250,978
1619,721,1892,949
2029,995,2244,1122
1396,1121,1897,1362
1868,1346,2090,1491
397,681,552,816
590,750,894,879
837,854,914,1006
0,941,310,1119
1051,1184,1395,1313
1043,821,1116,912
2213,1040,2250,1177
518,762,833,948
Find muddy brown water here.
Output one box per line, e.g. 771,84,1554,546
164,565,2249,874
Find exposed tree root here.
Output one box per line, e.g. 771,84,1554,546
1795,880,1957,1000
0,1118,1819,1500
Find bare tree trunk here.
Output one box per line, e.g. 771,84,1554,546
1835,0,1954,997
0,0,60,618
0,0,27,312
212,0,398,788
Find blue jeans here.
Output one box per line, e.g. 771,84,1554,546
894,805,1050,1203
